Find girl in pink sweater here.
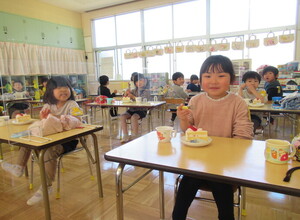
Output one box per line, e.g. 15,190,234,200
172,55,253,220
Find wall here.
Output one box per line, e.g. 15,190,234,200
0,0,82,28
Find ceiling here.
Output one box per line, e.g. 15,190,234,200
40,0,140,13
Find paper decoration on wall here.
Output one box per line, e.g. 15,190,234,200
164,42,174,54
185,40,195,53
279,30,294,43
232,37,244,50
175,41,184,53
246,34,259,48
218,38,230,51
264,31,278,46
194,40,208,52
209,40,219,52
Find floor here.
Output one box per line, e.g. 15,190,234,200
0,108,299,220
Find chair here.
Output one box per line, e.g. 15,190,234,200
124,109,153,135
174,175,246,220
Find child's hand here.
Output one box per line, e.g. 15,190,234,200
240,83,247,90
176,104,192,120
186,89,191,93
246,84,256,93
113,89,118,94
40,108,50,119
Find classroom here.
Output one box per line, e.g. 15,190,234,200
0,0,300,219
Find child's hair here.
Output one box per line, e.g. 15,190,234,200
99,75,109,86
43,76,75,104
41,77,49,84
262,66,279,77
172,72,184,81
190,74,199,82
200,55,235,83
131,72,138,81
242,71,261,83
133,73,145,88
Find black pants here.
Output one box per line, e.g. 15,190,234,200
172,176,234,220
110,107,118,117
171,111,177,121
251,114,262,132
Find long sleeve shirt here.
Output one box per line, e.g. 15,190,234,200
188,92,253,140
97,85,116,98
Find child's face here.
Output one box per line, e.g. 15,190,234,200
42,81,47,87
245,78,259,89
174,77,185,86
53,86,71,102
191,79,199,85
263,71,276,83
13,82,23,92
201,70,231,99
135,79,145,88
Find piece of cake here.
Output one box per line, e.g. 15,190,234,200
15,113,31,123
185,125,208,142
122,97,131,102
252,98,261,104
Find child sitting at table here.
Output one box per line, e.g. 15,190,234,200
173,55,253,220
238,71,267,132
120,73,150,143
166,72,189,126
1,76,83,206
98,75,118,117
186,74,201,92
8,80,30,118
262,66,283,101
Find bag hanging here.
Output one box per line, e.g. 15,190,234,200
217,38,230,51
246,34,259,48
264,31,278,46
232,37,244,50
124,49,132,59
209,39,219,52
155,45,164,56
138,48,147,58
164,42,174,54
279,30,294,44
185,40,195,53
175,41,184,53
131,48,138,59
145,46,156,57
194,40,208,52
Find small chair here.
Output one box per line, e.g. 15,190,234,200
174,175,246,220
162,97,185,125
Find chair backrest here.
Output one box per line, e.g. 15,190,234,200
162,98,185,105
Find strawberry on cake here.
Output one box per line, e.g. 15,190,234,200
185,125,208,143
15,113,31,123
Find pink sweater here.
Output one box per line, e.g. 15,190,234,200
188,93,253,140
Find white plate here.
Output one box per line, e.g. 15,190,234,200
12,119,35,125
181,136,212,147
248,103,264,107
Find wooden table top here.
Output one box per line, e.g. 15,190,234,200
86,101,166,108
0,122,103,150
248,102,300,114
105,131,300,196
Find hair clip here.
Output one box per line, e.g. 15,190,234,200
283,166,300,182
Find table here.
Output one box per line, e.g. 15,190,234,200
86,101,166,133
0,122,104,220
104,132,300,220
248,102,300,137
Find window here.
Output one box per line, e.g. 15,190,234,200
116,12,141,45
94,17,116,48
118,47,143,80
144,5,173,42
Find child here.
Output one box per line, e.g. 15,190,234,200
238,71,268,132
40,77,48,99
8,80,30,118
166,72,188,126
262,66,283,100
120,73,150,143
186,74,201,92
129,72,138,90
98,75,118,117
173,55,253,220
1,76,82,206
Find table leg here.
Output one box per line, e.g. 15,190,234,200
116,163,125,220
0,143,3,160
159,171,165,220
37,149,52,220
268,112,271,138
90,133,103,197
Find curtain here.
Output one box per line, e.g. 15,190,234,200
0,42,87,76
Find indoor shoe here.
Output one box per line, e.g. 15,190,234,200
27,186,53,206
1,162,24,177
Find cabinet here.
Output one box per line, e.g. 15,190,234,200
232,59,252,85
